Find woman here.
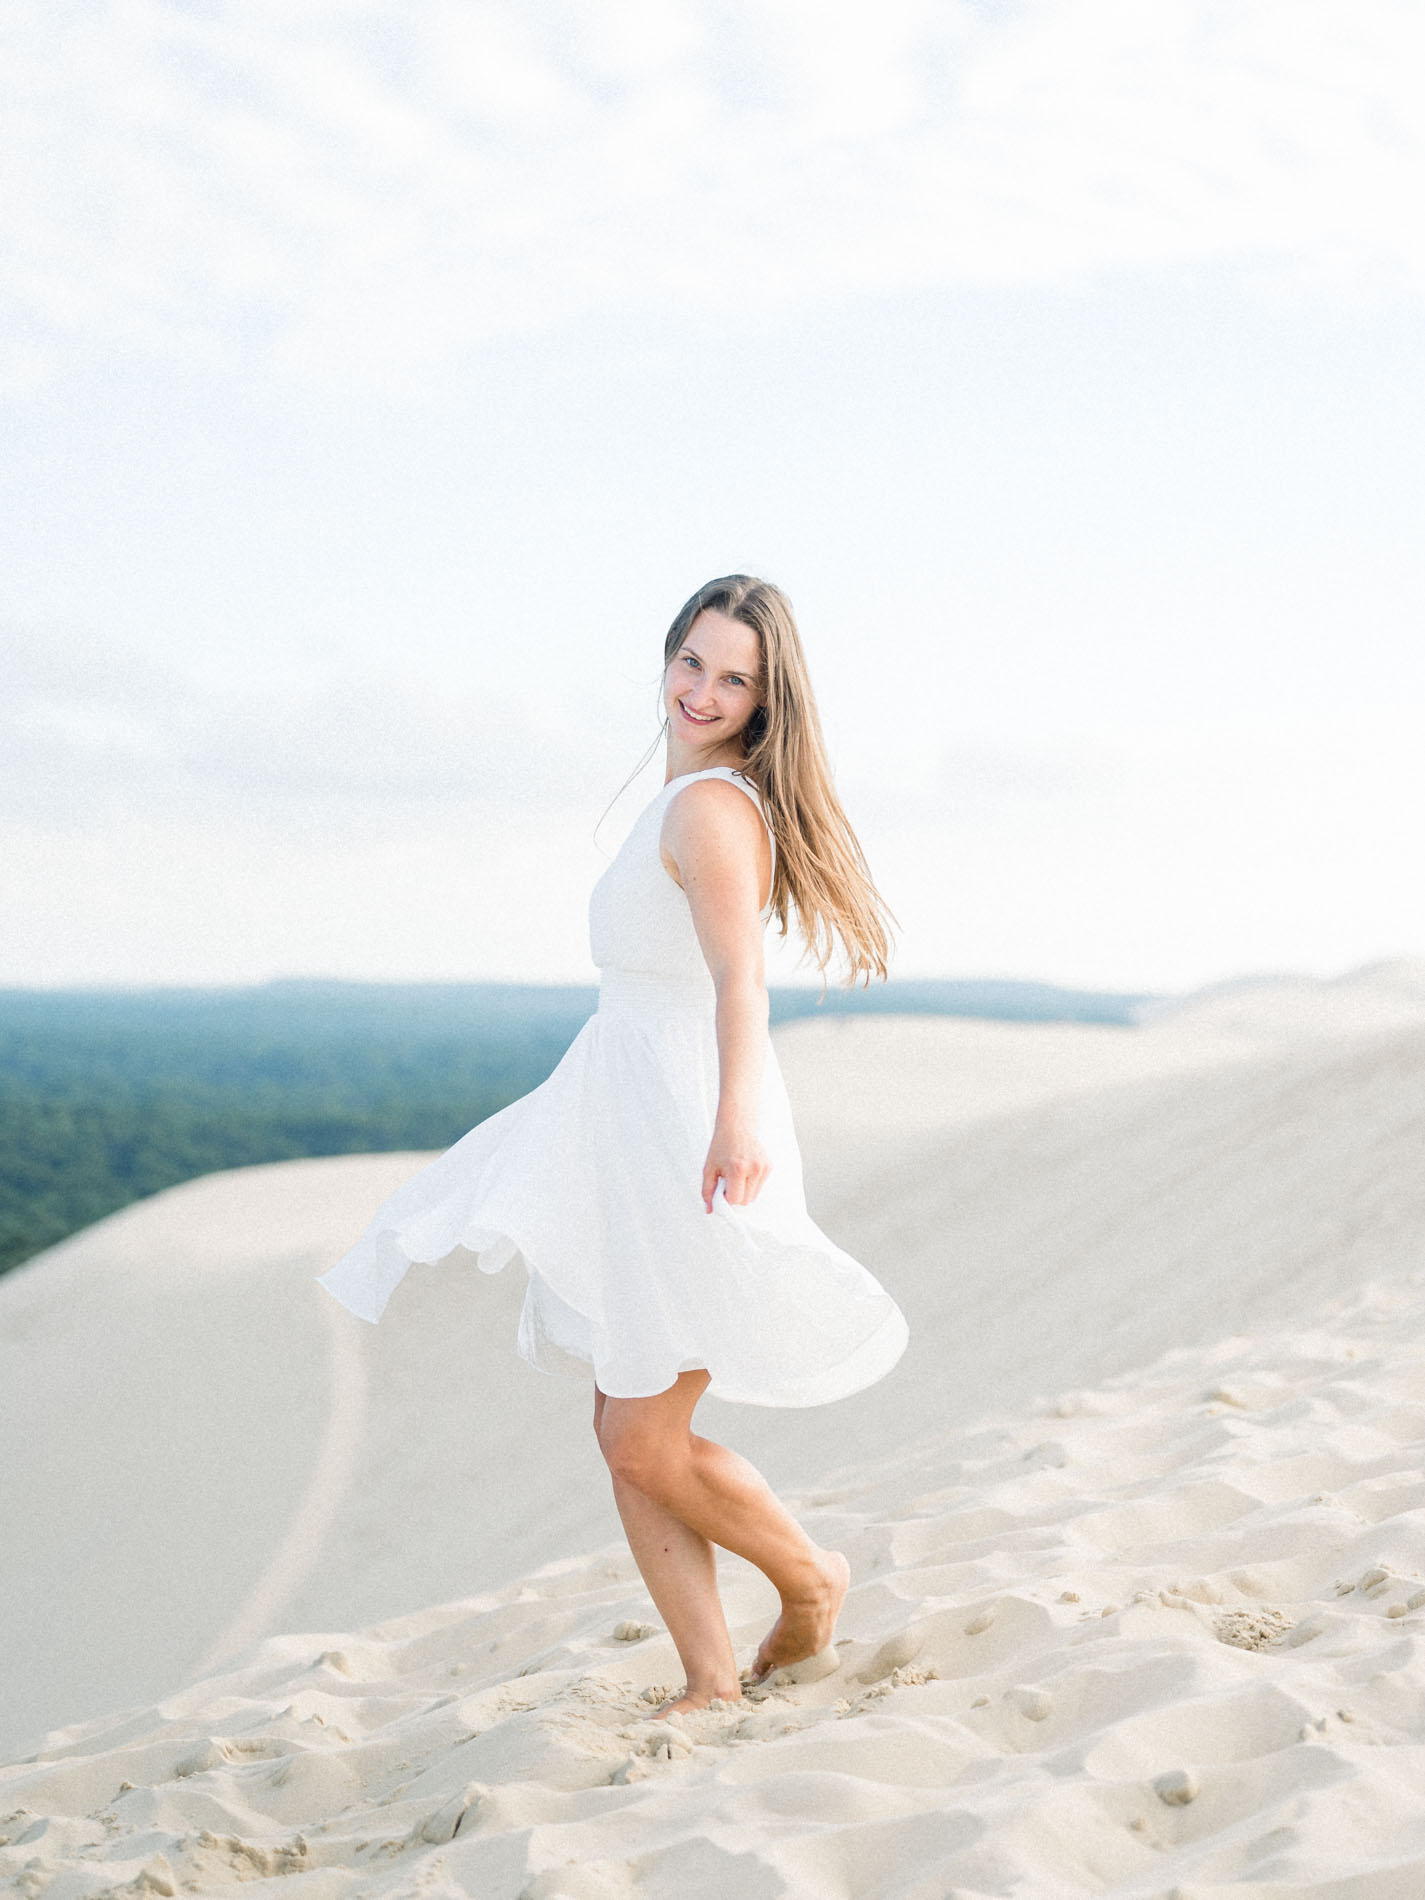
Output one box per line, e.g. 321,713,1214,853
319,575,908,1718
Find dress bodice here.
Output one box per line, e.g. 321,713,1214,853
588,767,774,984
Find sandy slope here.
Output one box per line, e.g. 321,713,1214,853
5,1267,1425,1898
3,1014,1264,1754
3,960,1424,1878
1132,957,1425,1042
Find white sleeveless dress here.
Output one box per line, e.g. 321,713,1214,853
317,766,908,1407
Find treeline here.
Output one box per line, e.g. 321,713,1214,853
0,983,598,1278
0,976,1150,1278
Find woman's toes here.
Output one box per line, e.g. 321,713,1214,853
652,1683,741,1719
653,1702,702,1721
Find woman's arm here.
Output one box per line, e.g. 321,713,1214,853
661,779,774,1210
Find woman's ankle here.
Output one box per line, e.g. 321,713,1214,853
780,1547,838,1604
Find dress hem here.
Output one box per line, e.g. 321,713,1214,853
520,1261,909,1409
318,1220,909,1411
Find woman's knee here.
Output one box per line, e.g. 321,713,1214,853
598,1414,672,1492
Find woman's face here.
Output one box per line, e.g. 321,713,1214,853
663,609,764,758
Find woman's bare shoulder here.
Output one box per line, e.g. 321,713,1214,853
662,774,763,840
660,775,769,891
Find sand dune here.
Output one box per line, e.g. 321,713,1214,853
5,1267,1425,1897
0,1154,425,1754
1132,955,1425,1041
2,1008,1269,1753
5,961,1425,1892
790,1018,1425,1460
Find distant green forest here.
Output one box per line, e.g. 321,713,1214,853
0,977,1152,1278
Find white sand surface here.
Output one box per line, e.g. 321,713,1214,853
4,959,1425,1892
1133,955,1425,1042
0,1155,425,1754
7,1011,1268,1751
5,1267,1425,1898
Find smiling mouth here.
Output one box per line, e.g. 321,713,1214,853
679,701,717,725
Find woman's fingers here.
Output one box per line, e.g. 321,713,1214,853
702,1141,773,1209
719,1160,772,1205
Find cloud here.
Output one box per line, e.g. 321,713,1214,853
5,618,1422,988
0,622,625,832
3,0,1423,387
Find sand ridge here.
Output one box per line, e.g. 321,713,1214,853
5,1267,1425,1898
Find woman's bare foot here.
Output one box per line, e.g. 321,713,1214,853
651,1681,742,1721
745,1550,850,1685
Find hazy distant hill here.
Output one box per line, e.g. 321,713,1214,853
0,976,1153,1277
772,977,1152,1026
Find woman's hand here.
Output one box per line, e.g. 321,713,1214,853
702,1115,772,1212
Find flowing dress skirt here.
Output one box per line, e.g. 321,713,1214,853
318,967,908,1406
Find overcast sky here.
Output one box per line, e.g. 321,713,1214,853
4,0,1423,993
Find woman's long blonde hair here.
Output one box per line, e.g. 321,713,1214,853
663,575,894,986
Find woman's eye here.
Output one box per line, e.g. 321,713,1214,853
728,676,745,687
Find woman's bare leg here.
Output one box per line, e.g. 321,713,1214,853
594,1379,739,1714
595,1371,849,1703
